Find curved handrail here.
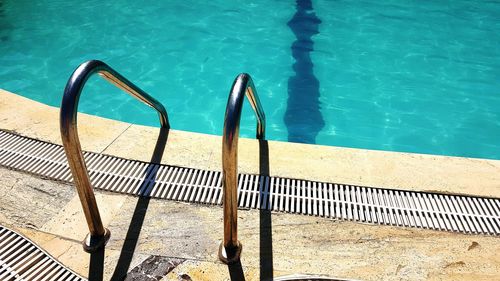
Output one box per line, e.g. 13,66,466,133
60,60,169,252
219,73,266,263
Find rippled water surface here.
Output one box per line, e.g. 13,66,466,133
1,0,499,159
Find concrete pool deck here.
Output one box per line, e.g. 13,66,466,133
0,88,499,280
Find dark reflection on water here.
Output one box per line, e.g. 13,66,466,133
0,1,9,42
285,0,325,144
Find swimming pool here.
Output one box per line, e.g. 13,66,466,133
1,0,499,159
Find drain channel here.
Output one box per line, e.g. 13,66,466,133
0,129,499,235
0,225,85,281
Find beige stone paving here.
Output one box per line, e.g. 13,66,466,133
161,260,262,281
42,191,128,241
0,89,131,153
0,168,76,229
102,124,215,168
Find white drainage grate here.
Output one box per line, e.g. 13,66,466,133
0,225,86,281
0,129,499,235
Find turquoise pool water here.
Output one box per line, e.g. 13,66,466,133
1,0,499,159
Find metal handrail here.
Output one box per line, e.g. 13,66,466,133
60,60,169,252
219,73,266,264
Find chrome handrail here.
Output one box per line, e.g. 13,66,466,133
60,60,169,252
219,73,266,264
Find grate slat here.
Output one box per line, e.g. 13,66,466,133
0,226,85,281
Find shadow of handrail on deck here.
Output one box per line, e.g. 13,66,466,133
259,140,273,281
228,260,246,281
226,140,272,281
89,247,105,281
88,127,169,281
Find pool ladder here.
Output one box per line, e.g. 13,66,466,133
60,60,265,264
60,60,169,252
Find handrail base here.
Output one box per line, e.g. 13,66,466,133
218,241,242,264
82,228,111,253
